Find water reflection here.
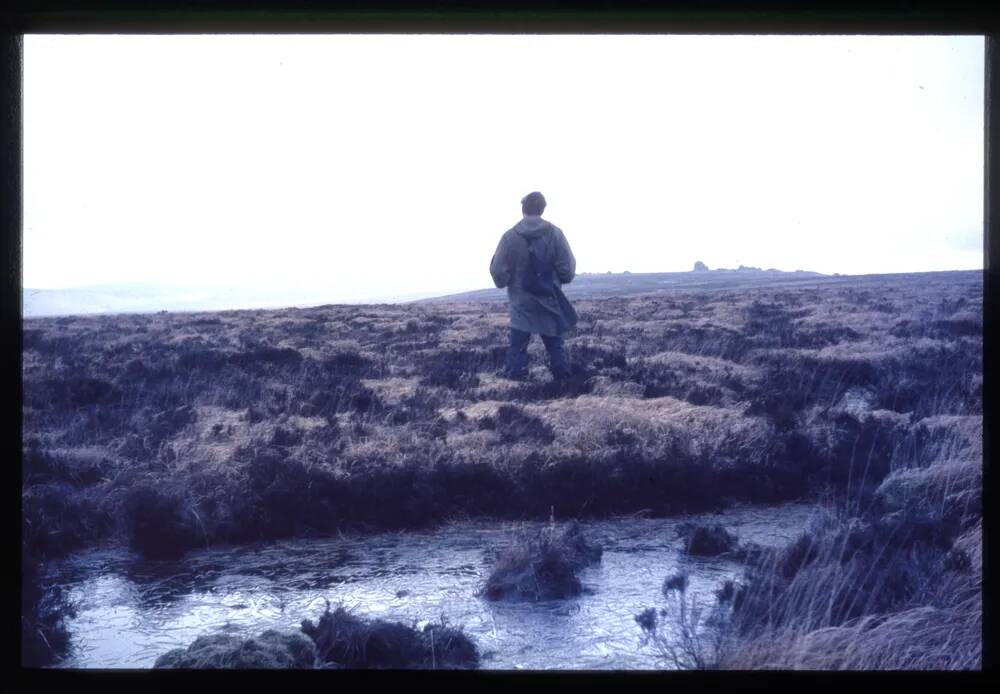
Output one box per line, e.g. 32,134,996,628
51,502,820,669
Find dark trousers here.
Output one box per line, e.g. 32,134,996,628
506,327,571,379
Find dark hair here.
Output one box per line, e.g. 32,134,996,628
521,191,547,216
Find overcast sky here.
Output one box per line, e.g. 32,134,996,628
23,34,984,301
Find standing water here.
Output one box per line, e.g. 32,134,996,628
48,502,818,670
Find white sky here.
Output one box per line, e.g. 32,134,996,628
23,34,984,299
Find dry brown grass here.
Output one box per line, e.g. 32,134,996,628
721,601,981,670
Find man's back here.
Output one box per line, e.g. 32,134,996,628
491,216,576,293
490,192,578,380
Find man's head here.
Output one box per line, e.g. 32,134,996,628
521,191,547,217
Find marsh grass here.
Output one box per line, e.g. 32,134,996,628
639,442,982,671
718,501,982,670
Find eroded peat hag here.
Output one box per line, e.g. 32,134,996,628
21,271,981,668
21,271,981,563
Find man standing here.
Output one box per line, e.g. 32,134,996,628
490,191,578,380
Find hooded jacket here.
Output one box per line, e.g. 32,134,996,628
489,215,578,337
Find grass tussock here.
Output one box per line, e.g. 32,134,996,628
677,522,739,556
480,521,602,601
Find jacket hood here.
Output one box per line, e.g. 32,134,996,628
514,215,552,240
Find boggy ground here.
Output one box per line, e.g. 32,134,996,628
22,270,981,571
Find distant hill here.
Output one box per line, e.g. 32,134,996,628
419,268,828,303
35,269,978,317
22,285,331,318
21,284,447,318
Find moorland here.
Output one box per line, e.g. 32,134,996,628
21,269,982,669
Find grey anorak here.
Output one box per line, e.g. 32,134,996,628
489,215,578,337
